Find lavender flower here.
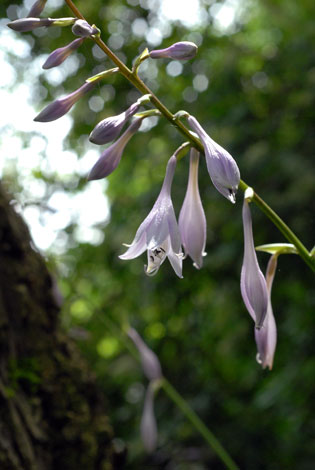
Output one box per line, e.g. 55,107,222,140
119,155,183,278
72,19,99,37
7,17,53,32
89,102,140,145
187,115,240,203
255,254,278,369
141,382,158,453
42,38,84,69
27,0,47,17
240,190,268,329
179,148,207,269
88,118,142,180
127,327,162,381
34,81,95,122
150,41,198,61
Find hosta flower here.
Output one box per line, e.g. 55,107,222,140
240,190,268,329
127,327,163,381
7,17,53,32
88,118,142,180
72,19,99,37
255,254,278,369
89,102,141,145
27,0,47,17
187,115,240,203
141,382,158,453
119,155,183,278
150,41,198,60
42,38,84,69
179,148,207,269
34,81,95,122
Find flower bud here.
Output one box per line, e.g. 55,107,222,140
141,382,158,453
27,0,47,17
88,118,142,180
71,19,99,37
150,41,198,60
7,17,53,32
179,148,207,269
34,81,95,122
42,38,84,69
89,102,140,145
127,328,162,381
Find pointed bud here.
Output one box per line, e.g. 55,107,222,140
88,118,142,180
42,38,84,69
27,0,47,17
89,102,140,145
187,115,240,203
71,19,99,37
127,328,162,381
240,194,268,329
150,41,198,61
34,81,95,122
7,17,53,32
179,148,207,269
141,382,158,453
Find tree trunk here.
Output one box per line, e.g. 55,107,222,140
0,182,124,470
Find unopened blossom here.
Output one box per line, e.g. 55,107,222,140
72,19,99,37
255,254,278,369
128,327,162,381
88,118,142,180
119,155,183,278
42,38,84,69
179,148,206,269
150,41,198,61
141,382,158,453
240,191,268,329
34,81,95,122
89,102,141,145
27,0,47,17
7,17,53,32
187,115,240,203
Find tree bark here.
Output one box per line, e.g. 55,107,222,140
0,182,124,470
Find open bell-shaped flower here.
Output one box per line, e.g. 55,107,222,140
27,0,47,17
119,155,183,278
179,148,207,269
255,253,278,369
42,38,84,69
71,19,99,37
150,41,198,61
88,118,142,180
240,189,268,329
187,115,240,203
34,81,95,122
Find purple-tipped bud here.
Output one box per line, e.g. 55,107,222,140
141,382,158,453
150,41,198,61
240,193,268,329
27,0,47,17
187,115,240,203
42,38,84,69
89,102,140,145
127,328,163,381
179,148,207,269
88,118,142,180
34,81,95,122
72,19,99,37
7,17,52,32
255,254,278,369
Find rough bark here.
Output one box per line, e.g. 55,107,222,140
0,182,125,470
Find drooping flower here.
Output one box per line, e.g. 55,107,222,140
127,327,163,381
187,115,240,203
255,253,278,369
178,148,207,269
27,0,47,17
240,189,268,329
88,118,142,180
150,41,198,61
89,102,141,145
141,381,158,453
7,17,75,32
119,155,183,278
71,19,99,37
34,81,95,122
42,38,84,69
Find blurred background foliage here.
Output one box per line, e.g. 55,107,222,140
1,0,315,468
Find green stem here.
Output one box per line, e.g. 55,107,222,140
161,379,239,470
64,1,314,272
